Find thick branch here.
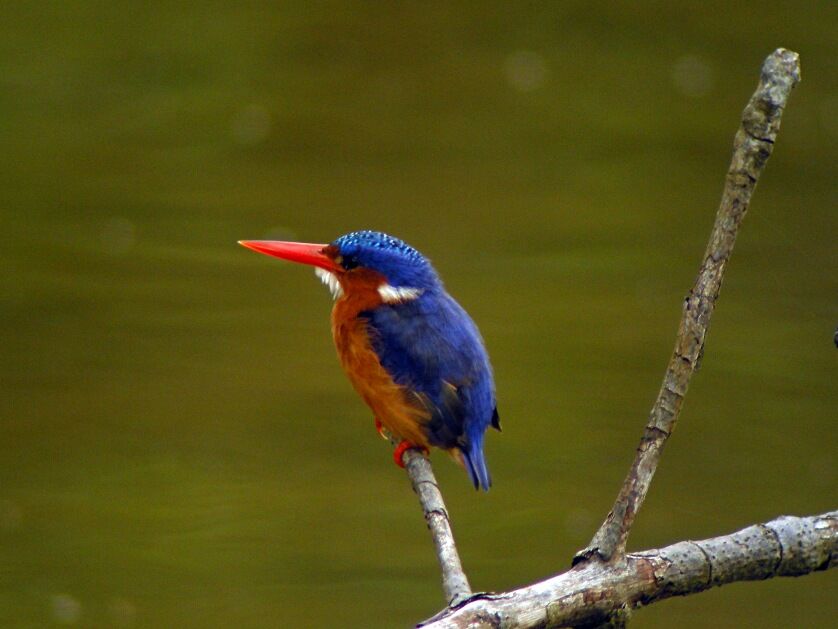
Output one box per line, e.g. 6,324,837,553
402,449,472,604
420,510,838,628
575,48,801,564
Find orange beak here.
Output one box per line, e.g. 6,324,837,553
238,240,341,273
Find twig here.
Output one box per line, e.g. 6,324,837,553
420,509,838,628
401,448,472,604
575,48,801,565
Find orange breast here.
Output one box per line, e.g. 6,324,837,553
330,270,430,448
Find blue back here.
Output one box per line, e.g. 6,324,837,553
361,290,497,490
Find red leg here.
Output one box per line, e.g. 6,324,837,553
393,441,429,468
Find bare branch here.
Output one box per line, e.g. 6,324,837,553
420,510,838,628
401,449,472,604
575,48,802,564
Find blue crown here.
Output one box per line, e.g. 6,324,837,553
333,231,421,260
332,231,438,289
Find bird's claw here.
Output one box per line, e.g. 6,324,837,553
393,441,428,468
374,417,392,441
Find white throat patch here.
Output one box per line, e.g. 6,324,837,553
377,283,424,304
314,268,343,299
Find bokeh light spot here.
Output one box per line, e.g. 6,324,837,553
50,594,81,625
671,54,715,98
100,217,137,254
230,104,273,146
503,51,548,92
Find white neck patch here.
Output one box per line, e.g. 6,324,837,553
377,283,424,304
314,268,422,304
314,268,343,299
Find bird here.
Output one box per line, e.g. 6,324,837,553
239,230,500,490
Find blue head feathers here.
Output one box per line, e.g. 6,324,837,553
332,231,441,290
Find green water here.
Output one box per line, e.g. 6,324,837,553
1,3,835,627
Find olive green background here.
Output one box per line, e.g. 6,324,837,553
1,2,835,627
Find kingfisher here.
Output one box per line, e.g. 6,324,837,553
239,231,500,490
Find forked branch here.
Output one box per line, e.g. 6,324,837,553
405,49,824,629
575,47,802,564
420,510,837,628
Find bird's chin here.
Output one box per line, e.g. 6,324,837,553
315,267,343,299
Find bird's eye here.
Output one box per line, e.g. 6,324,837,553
341,255,359,270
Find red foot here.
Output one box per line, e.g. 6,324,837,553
374,417,390,441
393,441,429,468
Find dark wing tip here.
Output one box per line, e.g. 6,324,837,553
491,407,501,432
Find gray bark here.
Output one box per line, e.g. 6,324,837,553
419,511,837,628
403,449,472,604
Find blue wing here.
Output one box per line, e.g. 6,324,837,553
361,289,498,489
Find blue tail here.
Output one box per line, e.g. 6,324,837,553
461,438,491,491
